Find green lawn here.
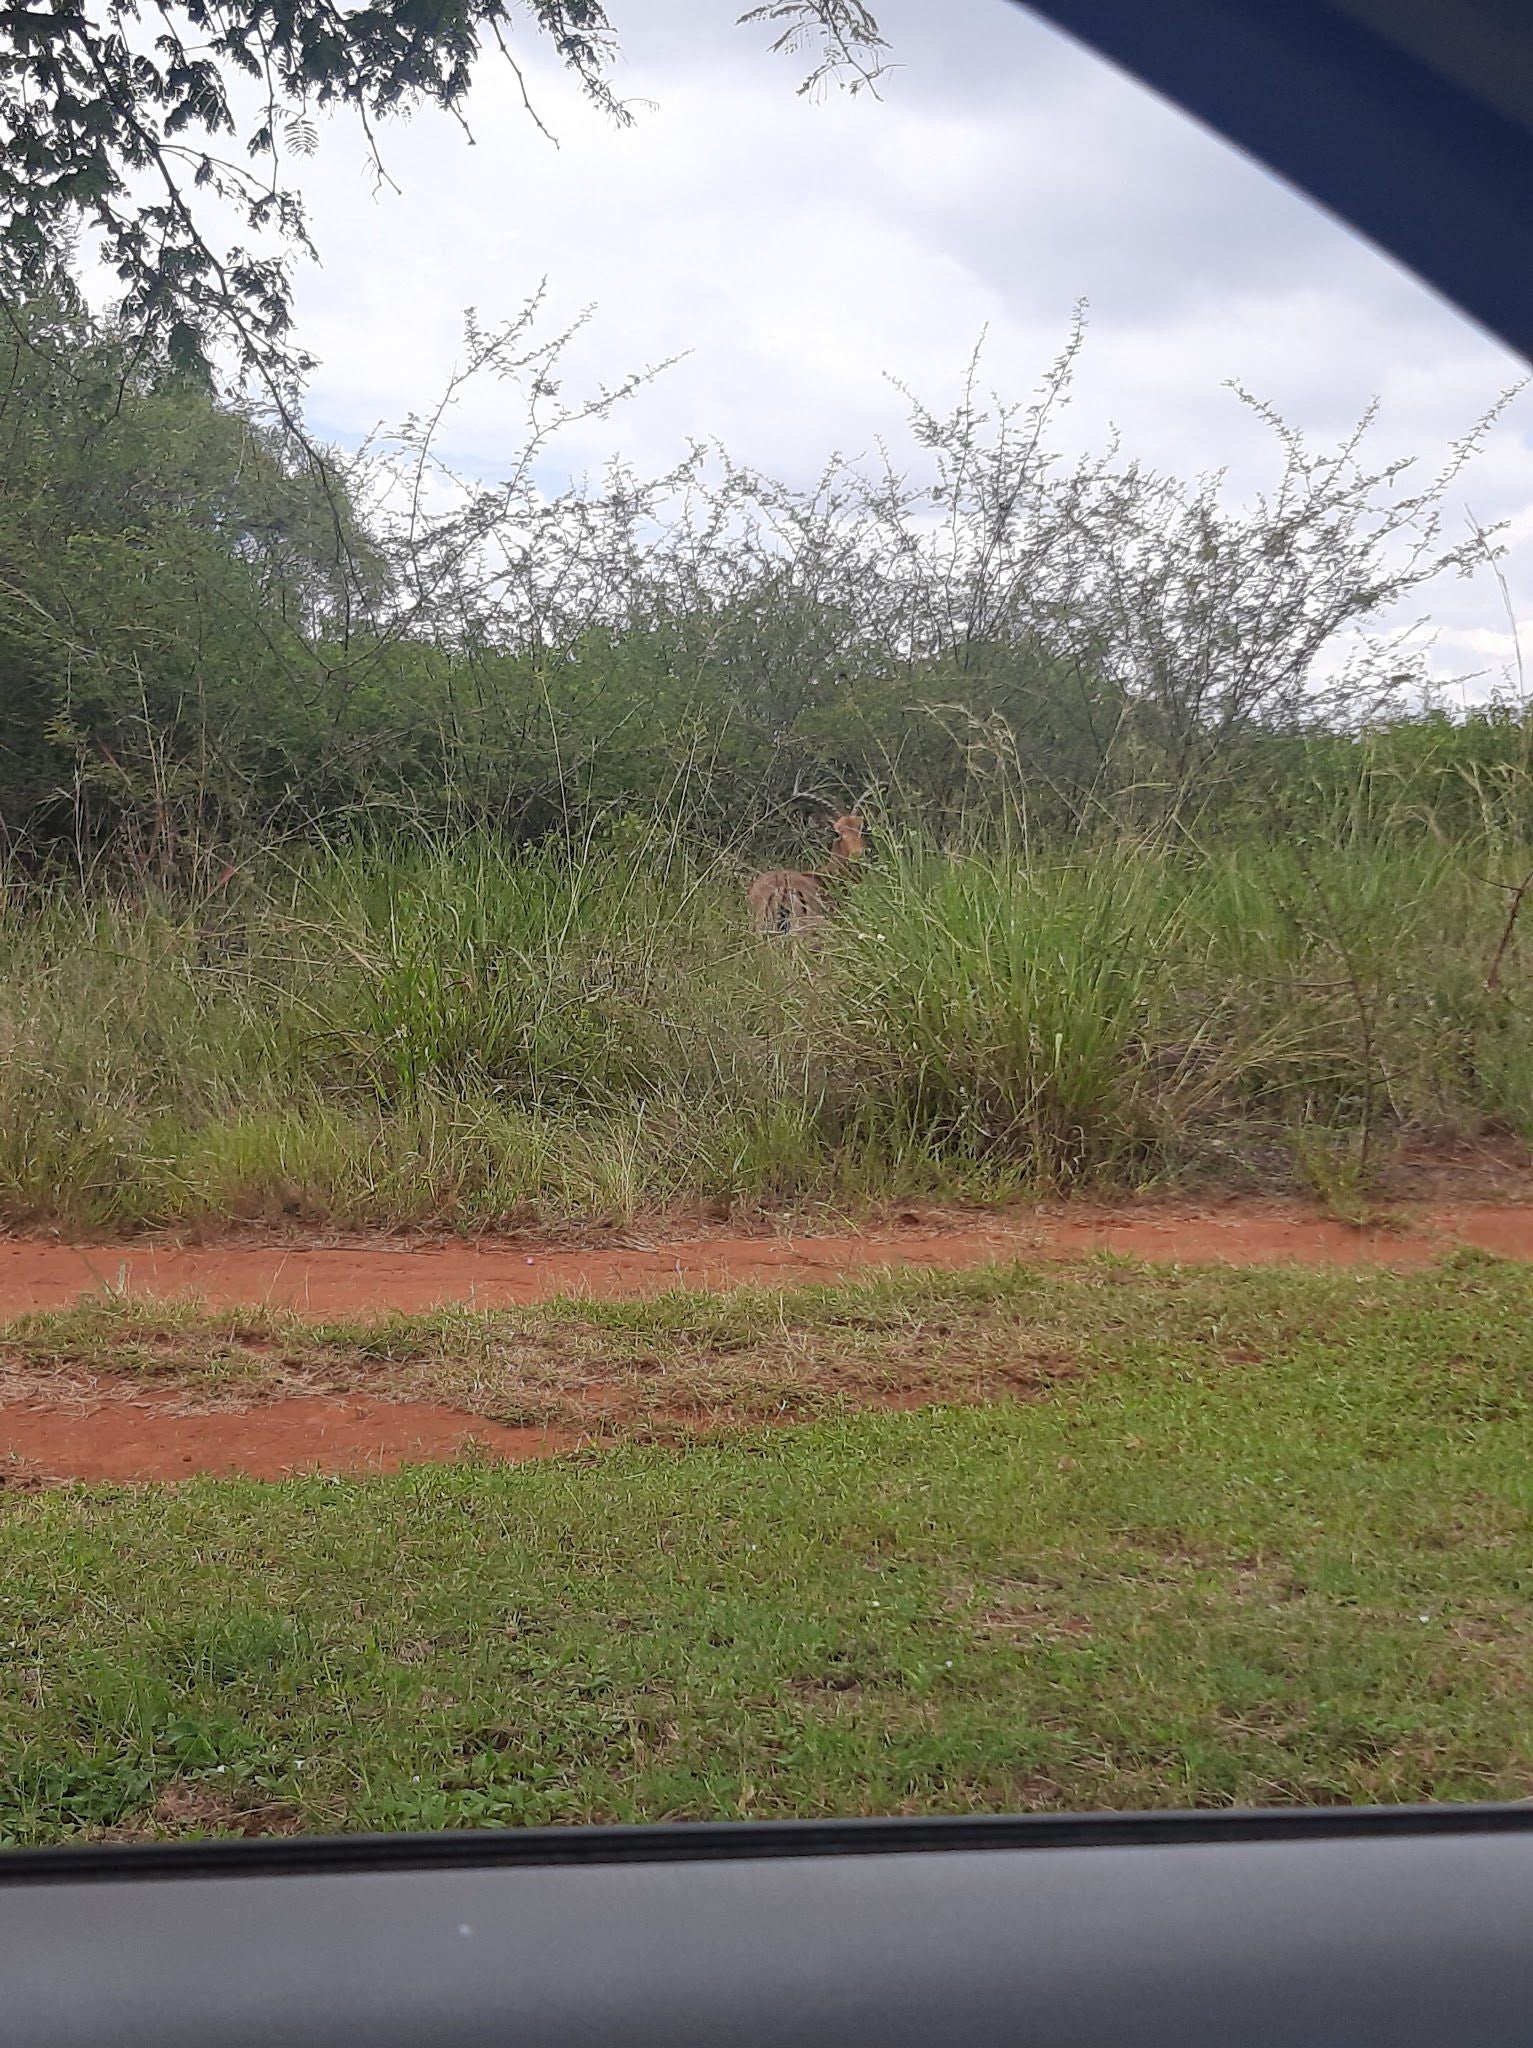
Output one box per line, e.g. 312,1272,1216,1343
2,1254,1530,1845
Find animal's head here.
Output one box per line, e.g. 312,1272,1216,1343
829,812,867,860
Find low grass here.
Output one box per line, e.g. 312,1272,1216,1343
2,1253,1530,1844
0,828,1529,1233
0,1262,1081,1430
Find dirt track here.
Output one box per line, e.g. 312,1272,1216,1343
3,1199,1531,1488
4,1198,1533,1319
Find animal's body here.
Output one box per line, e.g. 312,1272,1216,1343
748,813,866,935
747,867,832,934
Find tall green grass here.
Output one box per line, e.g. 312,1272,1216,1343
0,821,1528,1232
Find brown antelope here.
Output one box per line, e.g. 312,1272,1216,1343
748,811,867,935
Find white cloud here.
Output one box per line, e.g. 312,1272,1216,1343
270,0,1530,687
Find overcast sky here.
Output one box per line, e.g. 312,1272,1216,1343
283,0,1532,699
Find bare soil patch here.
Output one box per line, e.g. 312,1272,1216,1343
3,1196,1531,1489
3,1196,1533,1320
0,1393,579,1485
86,1780,307,1843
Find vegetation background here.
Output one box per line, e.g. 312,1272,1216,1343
1,281,1530,1234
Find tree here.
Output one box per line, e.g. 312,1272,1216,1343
0,0,886,384
0,284,384,860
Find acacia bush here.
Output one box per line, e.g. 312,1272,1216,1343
2,291,1522,870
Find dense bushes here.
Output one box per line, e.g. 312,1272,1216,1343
2,291,1529,1228
4,292,1524,868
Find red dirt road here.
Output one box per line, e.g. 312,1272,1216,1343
3,1200,1531,1488
0,1395,578,1486
3,1199,1532,1320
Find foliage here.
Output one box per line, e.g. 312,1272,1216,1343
0,0,887,379
1,292,1521,866
0,293,1529,1231
0,284,379,863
